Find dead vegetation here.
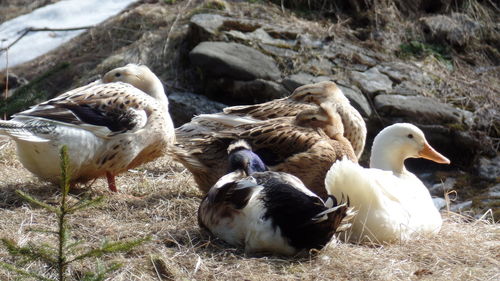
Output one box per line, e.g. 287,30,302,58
0,139,498,280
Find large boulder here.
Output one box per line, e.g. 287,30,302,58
374,94,473,125
189,41,281,81
350,67,393,96
419,13,481,47
205,78,288,105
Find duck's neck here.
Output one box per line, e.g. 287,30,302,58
369,141,407,175
145,75,169,113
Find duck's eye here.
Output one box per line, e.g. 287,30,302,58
407,134,413,139
311,117,317,121
115,72,121,77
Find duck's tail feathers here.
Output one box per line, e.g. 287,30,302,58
194,113,259,127
312,195,357,233
0,120,51,142
167,145,205,172
324,157,380,204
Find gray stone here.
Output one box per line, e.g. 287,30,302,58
207,78,289,104
487,184,500,197
476,156,500,182
419,13,481,47
168,91,227,127
190,41,281,81
392,81,423,96
376,62,432,84
305,58,334,76
225,28,296,48
281,72,330,92
350,67,393,96
352,53,377,67
297,34,323,49
429,177,456,196
259,43,298,58
374,94,473,125
450,200,472,213
432,197,446,210
189,14,225,44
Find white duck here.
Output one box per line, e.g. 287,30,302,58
0,64,175,192
325,123,450,243
199,140,355,255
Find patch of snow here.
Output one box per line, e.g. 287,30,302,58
0,0,138,70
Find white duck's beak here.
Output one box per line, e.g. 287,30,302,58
419,142,450,164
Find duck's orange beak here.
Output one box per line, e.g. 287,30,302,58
419,142,450,164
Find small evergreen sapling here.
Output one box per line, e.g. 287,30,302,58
0,146,149,281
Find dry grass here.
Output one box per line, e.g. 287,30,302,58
0,138,498,281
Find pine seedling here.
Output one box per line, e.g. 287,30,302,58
0,146,149,281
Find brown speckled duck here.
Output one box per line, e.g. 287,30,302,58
0,64,174,192
172,102,357,199
218,81,366,158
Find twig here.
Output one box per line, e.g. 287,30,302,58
162,0,194,60
3,48,7,120
0,26,93,53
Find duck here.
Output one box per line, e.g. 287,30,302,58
324,123,450,243
171,101,357,198
0,64,175,192
198,140,355,255
178,81,366,159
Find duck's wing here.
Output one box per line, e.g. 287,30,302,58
325,158,402,208
223,99,315,119
225,118,324,165
336,104,366,159
11,82,158,138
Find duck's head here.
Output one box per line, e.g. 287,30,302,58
295,102,344,138
102,64,165,102
370,123,450,173
291,81,348,105
227,140,268,175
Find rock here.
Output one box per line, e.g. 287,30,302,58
281,72,330,91
189,13,225,44
392,81,423,96
0,72,28,98
304,58,334,76
476,156,500,182
350,67,393,96
432,197,446,210
450,200,472,213
168,91,227,127
419,13,481,47
418,125,482,169
225,28,296,49
206,78,288,104
486,183,500,197
259,43,298,58
376,62,432,85
429,177,457,196
297,34,323,49
374,94,473,125
189,41,281,81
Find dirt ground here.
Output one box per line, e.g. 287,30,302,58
0,138,498,281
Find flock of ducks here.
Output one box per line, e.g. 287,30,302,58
0,64,450,255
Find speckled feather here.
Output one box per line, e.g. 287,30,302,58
222,81,367,158
0,64,174,191
172,106,357,198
